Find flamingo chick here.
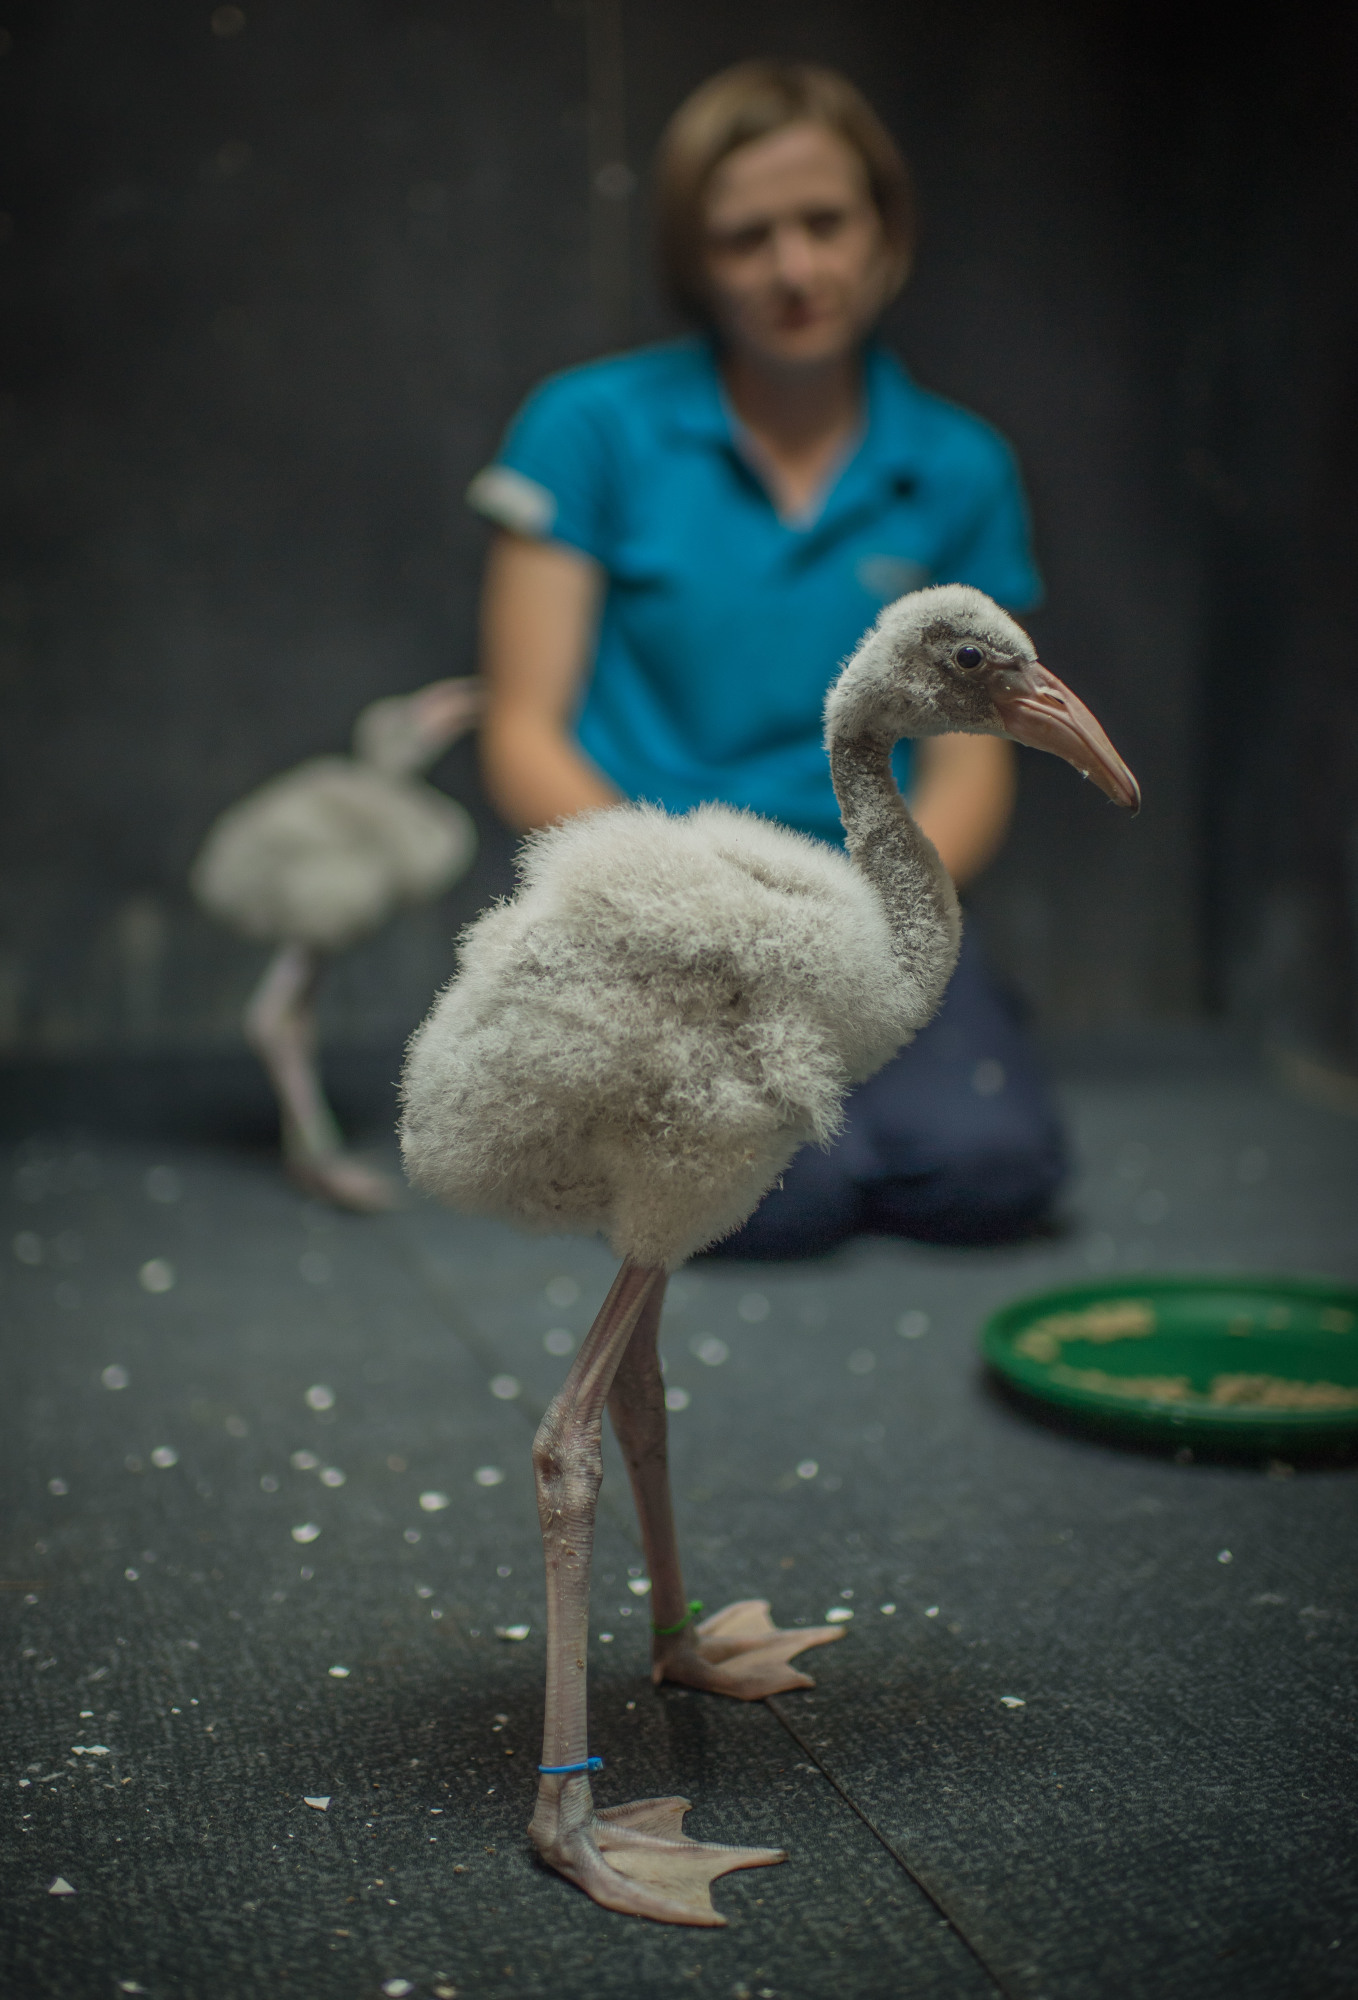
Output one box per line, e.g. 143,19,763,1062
193,677,480,1210
400,586,1138,1924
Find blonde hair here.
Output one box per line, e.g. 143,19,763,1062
655,61,916,323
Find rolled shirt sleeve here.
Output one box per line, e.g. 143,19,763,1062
466,370,615,564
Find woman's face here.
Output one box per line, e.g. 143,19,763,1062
700,120,898,371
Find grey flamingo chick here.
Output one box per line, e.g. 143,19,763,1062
399,586,1138,1924
193,677,479,1210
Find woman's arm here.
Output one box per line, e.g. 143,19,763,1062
910,733,1016,888
478,531,621,831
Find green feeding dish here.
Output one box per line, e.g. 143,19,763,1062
982,1275,1358,1456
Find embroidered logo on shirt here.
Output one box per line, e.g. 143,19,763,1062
856,554,930,601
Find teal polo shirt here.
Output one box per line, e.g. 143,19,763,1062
468,338,1041,846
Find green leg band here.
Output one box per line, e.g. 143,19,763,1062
651,1598,704,1637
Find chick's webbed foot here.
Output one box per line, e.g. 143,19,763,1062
284,1150,400,1214
653,1599,844,1699
530,1791,783,1926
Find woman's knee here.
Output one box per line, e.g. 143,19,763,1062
864,1127,1066,1245
701,1142,863,1260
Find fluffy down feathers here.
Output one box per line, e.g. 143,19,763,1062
400,803,923,1269
192,758,475,951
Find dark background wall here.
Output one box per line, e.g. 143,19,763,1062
1,0,1355,1070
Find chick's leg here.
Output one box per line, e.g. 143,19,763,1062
530,1260,783,1925
243,943,396,1212
608,1280,844,1700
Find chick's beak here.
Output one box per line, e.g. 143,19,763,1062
992,663,1141,813
412,676,483,745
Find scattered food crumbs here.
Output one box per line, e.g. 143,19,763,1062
305,1384,335,1411
420,1491,450,1512
495,1624,530,1641
627,1577,652,1596
796,1459,818,1480
925,1606,939,1618
625,1700,636,1710
1000,1696,1026,1709
664,1388,690,1412
125,1568,139,1582
292,1523,321,1544
319,1467,345,1487
139,1259,175,1293
489,1374,521,1400
1218,1549,1233,1564
328,1666,350,1679
291,1450,320,1471
150,1447,178,1469
304,1796,331,1810
49,1478,69,1496
382,1981,414,1997
101,1364,130,1390
824,1607,853,1623
879,1602,897,1615
48,1876,76,1896
473,1467,504,1487
599,1632,614,1643
433,1986,458,1999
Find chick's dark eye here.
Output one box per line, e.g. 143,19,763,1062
954,645,985,670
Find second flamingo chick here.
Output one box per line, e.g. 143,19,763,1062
193,676,480,1209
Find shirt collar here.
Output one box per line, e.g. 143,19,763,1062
663,338,734,443
665,339,928,496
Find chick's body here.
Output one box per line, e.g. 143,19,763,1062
400,800,915,1269
192,756,474,952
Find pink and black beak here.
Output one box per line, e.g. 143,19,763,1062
991,662,1141,813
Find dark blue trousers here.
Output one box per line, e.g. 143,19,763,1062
707,926,1066,1259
